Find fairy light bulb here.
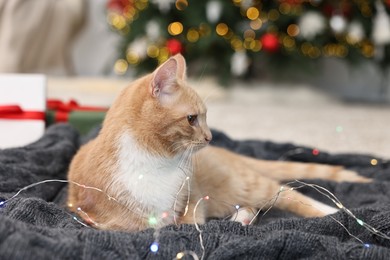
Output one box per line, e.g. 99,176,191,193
150,242,159,253
176,252,185,259
175,0,188,11
114,59,128,75
0,200,6,208
246,7,259,20
148,216,158,226
168,22,183,36
216,23,229,36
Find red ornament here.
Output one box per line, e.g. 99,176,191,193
166,39,183,55
107,0,130,12
260,33,279,53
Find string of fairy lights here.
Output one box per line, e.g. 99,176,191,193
0,149,388,259
106,0,390,79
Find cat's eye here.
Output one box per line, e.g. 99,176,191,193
187,115,198,126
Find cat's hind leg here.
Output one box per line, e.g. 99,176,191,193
194,147,338,219
203,146,371,183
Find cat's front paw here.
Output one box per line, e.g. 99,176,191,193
231,207,256,225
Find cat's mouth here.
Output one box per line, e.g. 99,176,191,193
170,139,209,156
187,140,209,151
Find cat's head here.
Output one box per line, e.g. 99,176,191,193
115,54,212,157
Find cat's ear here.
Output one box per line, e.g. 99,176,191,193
151,54,187,98
172,54,187,80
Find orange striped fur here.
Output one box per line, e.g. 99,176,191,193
67,54,370,232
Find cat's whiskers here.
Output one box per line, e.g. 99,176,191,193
168,140,194,154
196,60,209,83
173,144,195,224
176,144,194,174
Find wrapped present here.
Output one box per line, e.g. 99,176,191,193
0,74,46,149
46,99,107,135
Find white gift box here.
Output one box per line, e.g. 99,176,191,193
0,74,46,149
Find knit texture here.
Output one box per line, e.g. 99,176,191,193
0,124,389,259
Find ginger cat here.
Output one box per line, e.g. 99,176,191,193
67,54,370,232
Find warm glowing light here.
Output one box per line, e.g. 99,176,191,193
244,38,256,50
287,24,300,37
176,252,185,259
279,3,291,14
135,0,148,10
231,37,243,50
283,36,295,49
168,22,183,36
371,159,378,166
301,42,311,54
114,59,128,75
175,0,188,10
244,29,255,39
361,5,372,17
268,9,280,21
249,19,262,31
199,23,211,37
123,6,137,20
158,47,170,64
312,149,320,156
308,47,321,58
126,51,140,64
147,45,160,58
216,23,229,36
108,13,127,30
252,41,262,52
187,29,200,42
361,42,374,58
246,7,260,20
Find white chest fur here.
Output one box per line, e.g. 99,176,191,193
114,133,190,214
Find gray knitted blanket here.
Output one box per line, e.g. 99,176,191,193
0,124,389,259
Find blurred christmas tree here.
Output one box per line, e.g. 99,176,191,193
107,0,390,83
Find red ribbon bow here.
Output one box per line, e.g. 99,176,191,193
46,99,107,122
0,105,45,120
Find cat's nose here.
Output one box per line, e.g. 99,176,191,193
205,133,212,143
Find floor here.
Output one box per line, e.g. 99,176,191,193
48,77,390,160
